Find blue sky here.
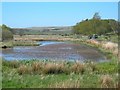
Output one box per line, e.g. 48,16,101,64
2,2,118,28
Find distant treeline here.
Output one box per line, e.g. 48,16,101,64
73,13,119,35
0,24,13,41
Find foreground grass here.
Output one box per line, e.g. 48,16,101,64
2,55,118,88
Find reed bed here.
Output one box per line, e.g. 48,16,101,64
84,39,118,56
2,59,118,88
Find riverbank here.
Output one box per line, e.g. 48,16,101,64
0,40,39,48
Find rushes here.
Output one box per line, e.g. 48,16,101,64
2,60,20,68
32,62,43,74
17,61,67,75
17,65,32,75
100,75,115,88
86,61,97,72
85,40,118,56
71,62,85,74
3,59,118,88
10,60,20,68
16,61,86,75
43,63,65,74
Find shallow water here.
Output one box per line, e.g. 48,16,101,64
2,41,107,62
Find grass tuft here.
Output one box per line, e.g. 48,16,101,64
71,62,85,74
32,62,43,74
99,75,115,88
17,65,32,75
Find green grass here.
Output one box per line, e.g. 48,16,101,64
0,40,39,48
0,41,13,48
13,41,39,46
2,56,118,88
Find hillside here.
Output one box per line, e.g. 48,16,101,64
11,26,73,35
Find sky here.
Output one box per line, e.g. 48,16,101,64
1,2,118,28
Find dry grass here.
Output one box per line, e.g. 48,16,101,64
49,79,80,88
85,40,118,56
16,62,86,75
71,62,85,74
88,40,100,47
102,42,118,51
100,75,115,88
17,65,32,75
86,61,97,72
43,63,66,74
113,48,118,56
32,62,43,74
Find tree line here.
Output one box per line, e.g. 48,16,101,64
73,13,119,35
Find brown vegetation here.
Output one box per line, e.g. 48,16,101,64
71,62,85,74
100,75,115,88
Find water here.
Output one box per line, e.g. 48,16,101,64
2,41,107,62
37,41,64,46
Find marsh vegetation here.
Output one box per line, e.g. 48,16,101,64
1,13,119,88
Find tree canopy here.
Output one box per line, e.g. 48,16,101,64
73,14,119,35
1,24,13,41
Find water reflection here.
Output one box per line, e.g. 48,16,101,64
2,41,107,62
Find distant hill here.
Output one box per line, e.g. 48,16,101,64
11,26,73,35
